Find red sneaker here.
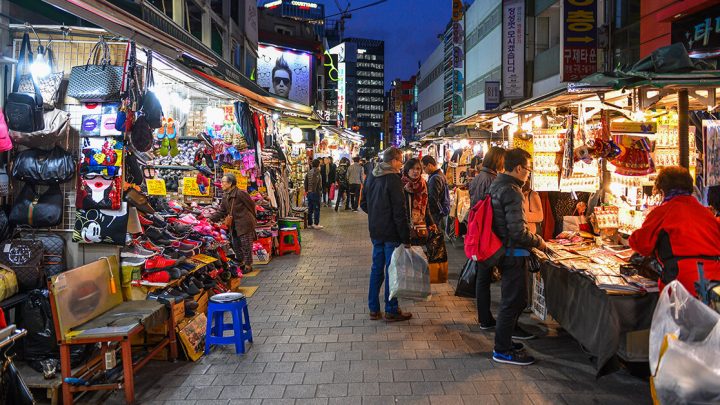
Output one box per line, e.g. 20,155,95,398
141,240,164,252
142,270,170,283
217,247,228,262
145,256,178,270
138,215,154,226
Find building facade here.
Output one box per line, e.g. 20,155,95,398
417,42,446,133
640,0,720,59
463,0,502,115
259,0,326,37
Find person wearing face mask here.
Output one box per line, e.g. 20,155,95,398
360,147,413,322
211,173,257,273
629,166,720,296
488,148,547,366
401,158,437,245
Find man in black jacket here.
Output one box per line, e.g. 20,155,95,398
360,147,413,322
488,148,546,366
320,157,337,207
421,156,448,227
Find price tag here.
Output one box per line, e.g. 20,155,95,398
146,179,167,196
182,177,210,196
222,167,248,191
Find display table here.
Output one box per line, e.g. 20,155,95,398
541,260,658,376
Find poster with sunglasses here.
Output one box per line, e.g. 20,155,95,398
257,44,311,105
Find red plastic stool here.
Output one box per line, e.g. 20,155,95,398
278,228,301,256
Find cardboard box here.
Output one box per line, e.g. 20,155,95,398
197,292,209,314
172,300,186,324
229,278,241,292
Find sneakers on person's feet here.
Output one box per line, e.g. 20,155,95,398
512,328,537,340
479,319,496,330
314,225,324,229
512,342,524,351
369,312,383,320
492,350,535,366
352,209,358,212
385,310,412,322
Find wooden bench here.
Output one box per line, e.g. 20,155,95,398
48,256,177,405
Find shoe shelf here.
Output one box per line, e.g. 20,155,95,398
134,254,219,290
147,165,197,170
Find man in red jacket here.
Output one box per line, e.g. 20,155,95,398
629,167,720,295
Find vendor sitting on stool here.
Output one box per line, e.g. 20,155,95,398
629,166,720,295
211,173,257,274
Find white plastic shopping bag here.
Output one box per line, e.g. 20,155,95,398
649,280,720,404
388,245,431,301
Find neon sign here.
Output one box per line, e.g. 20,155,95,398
264,0,282,8
291,1,318,8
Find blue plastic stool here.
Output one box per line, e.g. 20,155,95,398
204,292,253,355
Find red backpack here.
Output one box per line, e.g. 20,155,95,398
464,196,504,262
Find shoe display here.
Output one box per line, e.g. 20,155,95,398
145,255,178,270
121,244,157,259
492,350,535,366
142,270,171,283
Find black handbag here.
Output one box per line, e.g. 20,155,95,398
0,238,44,291
0,356,35,405
5,32,44,133
9,184,63,228
18,231,66,277
425,230,448,264
9,108,70,150
130,115,153,152
140,50,163,129
18,46,63,110
11,146,76,185
66,37,123,102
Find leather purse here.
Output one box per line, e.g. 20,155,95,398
9,183,64,228
73,202,129,246
5,32,44,133
76,173,122,210
0,262,19,302
130,114,153,152
140,50,163,129
18,47,63,109
66,37,123,102
0,356,35,405
9,108,70,150
0,237,44,291
11,146,76,185
18,230,66,277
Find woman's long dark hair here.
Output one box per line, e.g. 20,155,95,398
403,158,421,177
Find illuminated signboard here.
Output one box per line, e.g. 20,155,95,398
264,0,282,8
502,0,525,99
562,0,598,82
291,1,318,8
394,112,402,146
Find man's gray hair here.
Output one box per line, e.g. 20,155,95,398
382,147,402,164
223,173,237,187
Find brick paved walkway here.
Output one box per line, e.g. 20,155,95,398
99,208,651,405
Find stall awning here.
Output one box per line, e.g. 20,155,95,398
321,126,364,144
454,110,505,127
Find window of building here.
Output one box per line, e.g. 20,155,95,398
148,0,173,18
210,0,222,16
187,1,203,41
275,25,293,36
211,21,224,57
535,3,560,54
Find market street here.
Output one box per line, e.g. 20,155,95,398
97,209,652,405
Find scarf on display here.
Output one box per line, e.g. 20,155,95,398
402,175,428,226
663,189,692,203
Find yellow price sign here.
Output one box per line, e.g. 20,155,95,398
182,177,210,196
146,179,167,196
222,167,248,191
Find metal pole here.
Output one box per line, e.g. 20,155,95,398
678,89,689,169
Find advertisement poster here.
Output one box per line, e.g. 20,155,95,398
502,0,524,99
562,0,598,82
704,121,720,187
257,44,312,105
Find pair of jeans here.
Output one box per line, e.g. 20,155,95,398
475,261,495,325
307,192,321,225
322,185,330,204
494,256,528,353
335,184,349,210
348,184,361,210
368,239,400,314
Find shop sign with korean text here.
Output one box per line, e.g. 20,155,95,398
562,0,598,82
671,4,720,59
485,81,500,109
502,0,524,100
222,167,249,191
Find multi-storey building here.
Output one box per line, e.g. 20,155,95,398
417,41,446,134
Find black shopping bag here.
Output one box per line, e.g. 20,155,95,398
455,259,476,298
426,230,448,264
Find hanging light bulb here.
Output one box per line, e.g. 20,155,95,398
290,127,303,143
30,48,51,79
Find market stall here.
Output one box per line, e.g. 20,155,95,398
0,23,303,404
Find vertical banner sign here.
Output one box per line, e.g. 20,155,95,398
337,62,346,128
502,0,525,99
485,81,500,109
562,0,598,82
452,0,465,118
394,112,403,147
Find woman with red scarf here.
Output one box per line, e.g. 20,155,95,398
402,158,437,244
629,166,720,295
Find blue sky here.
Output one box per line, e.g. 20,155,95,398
287,0,453,89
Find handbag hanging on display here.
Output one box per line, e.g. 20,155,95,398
11,146,76,185
9,183,64,228
18,46,64,109
9,108,70,150
18,230,66,277
130,115,153,152
76,173,122,210
140,49,163,129
0,237,44,291
66,36,123,102
4,31,44,133
72,202,129,246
